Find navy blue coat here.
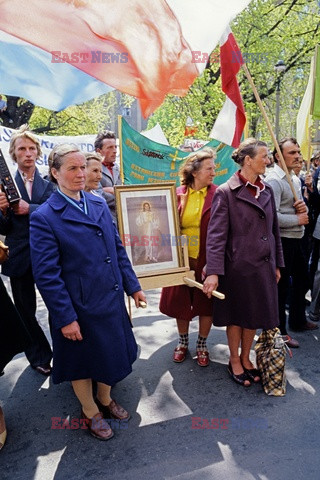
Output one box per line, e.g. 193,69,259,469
0,168,55,277
29,191,140,386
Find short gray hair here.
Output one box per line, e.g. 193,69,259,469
49,144,82,183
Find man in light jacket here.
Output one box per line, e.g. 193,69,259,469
265,137,318,348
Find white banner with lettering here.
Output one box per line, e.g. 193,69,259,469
0,126,97,176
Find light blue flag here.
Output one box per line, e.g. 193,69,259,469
0,31,113,110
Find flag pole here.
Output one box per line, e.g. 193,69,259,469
307,46,318,172
307,126,312,172
241,63,298,202
118,115,124,184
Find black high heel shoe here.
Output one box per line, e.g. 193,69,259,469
242,367,261,383
240,360,261,383
228,362,251,387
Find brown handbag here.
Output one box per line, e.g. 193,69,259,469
0,240,9,264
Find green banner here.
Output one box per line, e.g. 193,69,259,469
120,117,238,186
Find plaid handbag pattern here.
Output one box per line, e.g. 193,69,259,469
255,327,286,396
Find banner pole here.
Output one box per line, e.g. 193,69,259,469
307,126,312,173
241,63,298,202
118,115,124,183
307,46,318,172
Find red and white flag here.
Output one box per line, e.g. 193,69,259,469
210,27,246,147
0,1,252,115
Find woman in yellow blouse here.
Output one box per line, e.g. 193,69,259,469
160,148,217,366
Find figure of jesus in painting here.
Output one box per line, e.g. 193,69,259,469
135,201,159,262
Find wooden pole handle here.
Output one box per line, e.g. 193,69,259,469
183,277,225,300
241,63,298,202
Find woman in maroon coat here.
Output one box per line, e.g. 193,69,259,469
160,148,217,366
203,139,284,386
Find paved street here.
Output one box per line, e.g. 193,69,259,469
1,276,320,480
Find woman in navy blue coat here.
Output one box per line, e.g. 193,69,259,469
30,144,146,440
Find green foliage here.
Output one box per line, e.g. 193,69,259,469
29,91,134,135
234,0,320,142
147,71,223,147
149,0,320,146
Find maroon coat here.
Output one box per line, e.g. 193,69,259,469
159,183,217,321
206,173,284,330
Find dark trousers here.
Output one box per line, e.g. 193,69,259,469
0,278,31,372
309,238,320,290
10,266,52,367
278,237,309,334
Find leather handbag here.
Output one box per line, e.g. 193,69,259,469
255,327,290,396
0,240,9,264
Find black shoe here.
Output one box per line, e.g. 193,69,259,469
227,362,251,387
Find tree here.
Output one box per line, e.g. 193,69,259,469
29,92,118,135
148,0,320,147
0,96,35,129
0,91,134,135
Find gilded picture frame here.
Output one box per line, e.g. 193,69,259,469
115,182,183,277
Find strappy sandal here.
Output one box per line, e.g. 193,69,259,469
243,367,261,383
228,362,251,387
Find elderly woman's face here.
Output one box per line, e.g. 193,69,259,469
85,159,102,191
248,146,270,175
192,158,215,189
52,152,86,195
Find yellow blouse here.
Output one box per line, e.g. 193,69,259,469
181,186,207,259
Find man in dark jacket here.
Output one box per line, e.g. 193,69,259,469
0,125,54,375
94,130,121,224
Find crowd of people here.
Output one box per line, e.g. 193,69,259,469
1,124,320,446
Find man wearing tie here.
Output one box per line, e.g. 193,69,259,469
94,130,121,223
0,125,54,375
